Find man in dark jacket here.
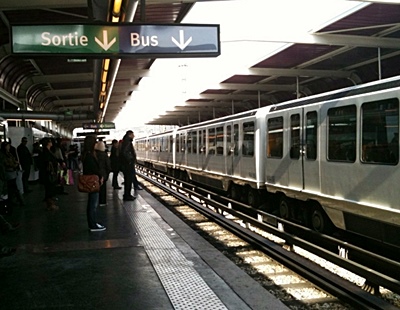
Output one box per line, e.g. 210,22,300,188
17,137,33,193
110,139,121,189
120,130,136,201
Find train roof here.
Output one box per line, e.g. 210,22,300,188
271,75,400,112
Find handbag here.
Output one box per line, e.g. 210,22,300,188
78,174,100,193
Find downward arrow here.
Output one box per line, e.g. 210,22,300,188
95,30,117,51
172,30,192,50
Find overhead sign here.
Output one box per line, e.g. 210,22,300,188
11,23,220,58
77,131,110,136
82,122,115,130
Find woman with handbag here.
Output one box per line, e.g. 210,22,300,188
39,138,59,211
1,141,24,207
82,136,105,232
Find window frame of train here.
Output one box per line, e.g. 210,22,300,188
200,129,206,154
327,105,357,163
208,127,216,155
216,126,224,155
192,131,198,154
226,124,234,156
361,98,399,165
305,111,317,160
242,121,255,157
233,124,239,156
161,136,168,152
186,131,198,154
290,114,301,159
267,116,283,158
187,131,193,154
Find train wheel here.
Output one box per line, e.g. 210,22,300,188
311,208,331,233
279,197,290,219
247,188,260,208
229,184,241,201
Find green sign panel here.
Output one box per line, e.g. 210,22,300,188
11,23,220,58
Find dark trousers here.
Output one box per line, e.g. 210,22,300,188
112,170,119,188
22,166,30,192
87,192,99,228
132,166,140,189
122,167,133,197
99,182,106,205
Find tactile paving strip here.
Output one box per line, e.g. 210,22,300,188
125,201,228,310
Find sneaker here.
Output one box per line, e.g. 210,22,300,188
99,203,106,207
113,186,122,190
134,186,143,190
90,224,106,232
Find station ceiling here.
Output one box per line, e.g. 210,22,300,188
1,0,400,131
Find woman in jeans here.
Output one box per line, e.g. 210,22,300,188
82,136,105,232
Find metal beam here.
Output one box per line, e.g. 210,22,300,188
0,111,94,121
242,32,400,49
32,73,93,84
245,68,353,78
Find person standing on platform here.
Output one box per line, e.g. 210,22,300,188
1,141,24,207
82,136,105,232
110,139,121,190
17,137,33,193
94,141,110,207
120,130,136,201
38,138,59,211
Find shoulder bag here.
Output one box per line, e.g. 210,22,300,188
78,174,100,193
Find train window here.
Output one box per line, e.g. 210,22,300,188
168,136,173,153
208,128,216,155
233,124,239,156
267,117,283,158
328,105,356,162
161,136,168,152
192,131,197,154
175,134,180,153
187,132,192,154
361,98,399,165
181,133,186,153
216,126,224,155
227,125,233,155
290,114,300,159
199,129,206,154
306,111,317,160
242,122,254,156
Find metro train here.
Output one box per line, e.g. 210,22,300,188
136,76,400,247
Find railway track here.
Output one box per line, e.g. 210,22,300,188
136,165,400,310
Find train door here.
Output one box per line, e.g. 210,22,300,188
287,112,303,189
199,128,206,170
231,123,240,177
237,121,256,180
186,130,197,169
225,123,234,175
203,125,225,174
302,108,320,192
175,131,186,166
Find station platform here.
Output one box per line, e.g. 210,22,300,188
0,174,289,310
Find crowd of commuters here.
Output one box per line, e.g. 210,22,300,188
80,130,142,232
0,130,142,254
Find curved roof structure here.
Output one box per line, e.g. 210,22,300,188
1,1,400,132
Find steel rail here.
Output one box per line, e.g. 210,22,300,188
137,166,400,310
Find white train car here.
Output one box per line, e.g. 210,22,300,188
136,130,176,173
264,77,400,244
136,76,400,247
174,110,266,198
